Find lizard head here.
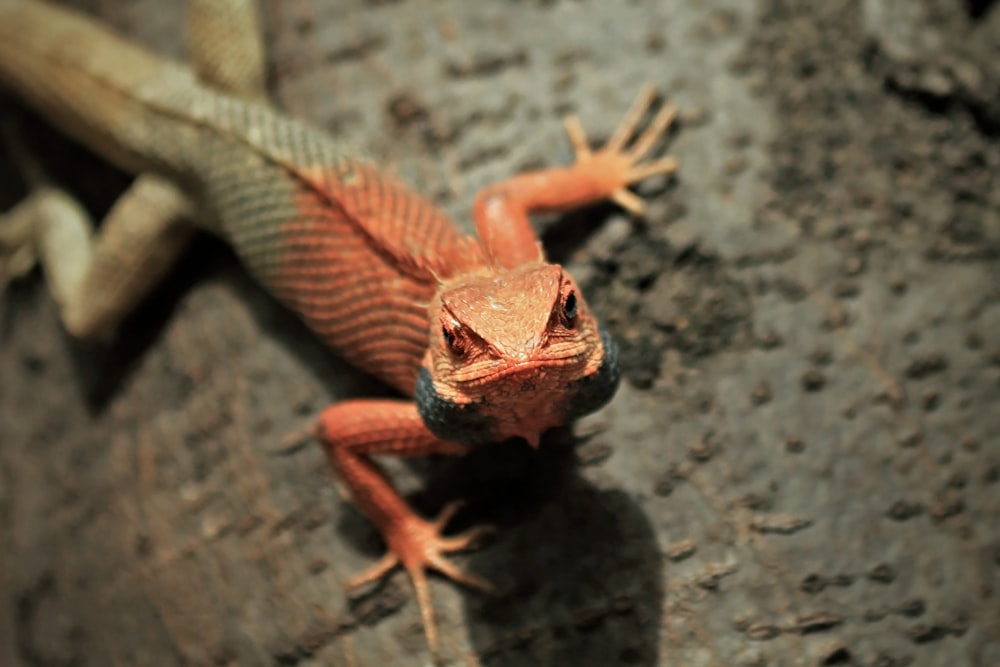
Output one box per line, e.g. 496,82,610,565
416,262,620,447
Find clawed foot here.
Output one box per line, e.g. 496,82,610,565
0,119,48,292
0,195,41,290
563,84,678,216
347,501,495,657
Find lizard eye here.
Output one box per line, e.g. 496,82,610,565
442,325,466,357
562,291,578,326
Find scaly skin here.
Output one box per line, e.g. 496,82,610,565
0,0,678,655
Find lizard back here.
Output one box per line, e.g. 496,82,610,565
0,0,486,393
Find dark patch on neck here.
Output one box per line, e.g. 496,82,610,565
415,367,498,445
565,326,621,420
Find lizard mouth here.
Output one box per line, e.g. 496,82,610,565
452,352,586,386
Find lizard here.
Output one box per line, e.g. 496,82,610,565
0,0,678,655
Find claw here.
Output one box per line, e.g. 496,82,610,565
561,85,678,217
0,195,42,288
347,503,495,659
0,118,49,290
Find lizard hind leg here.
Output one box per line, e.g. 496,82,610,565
0,108,197,339
0,188,78,291
0,0,268,340
0,175,196,339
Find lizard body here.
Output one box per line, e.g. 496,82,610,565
0,0,677,654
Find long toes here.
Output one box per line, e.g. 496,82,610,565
627,101,677,160
563,115,592,159
627,156,679,182
356,514,499,658
428,554,496,594
606,84,657,152
407,567,440,659
346,551,400,591
439,524,494,553
432,500,466,531
611,188,646,216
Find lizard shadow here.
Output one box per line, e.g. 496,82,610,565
436,204,663,664
456,430,664,667
337,426,664,666
537,201,620,264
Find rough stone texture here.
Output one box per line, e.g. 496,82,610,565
1,1,998,665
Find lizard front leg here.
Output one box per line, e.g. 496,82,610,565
473,85,678,267
316,400,493,656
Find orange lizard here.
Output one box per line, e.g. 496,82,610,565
0,0,677,654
